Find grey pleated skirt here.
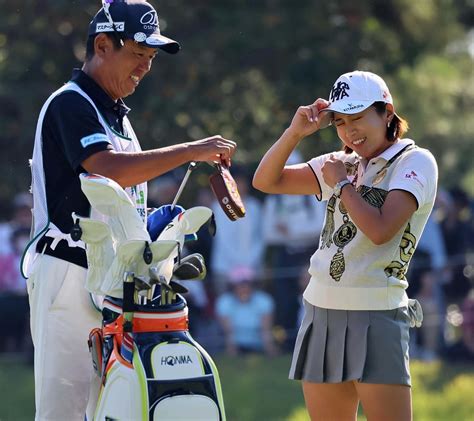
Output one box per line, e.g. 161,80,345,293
289,300,411,386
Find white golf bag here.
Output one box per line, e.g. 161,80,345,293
76,173,226,421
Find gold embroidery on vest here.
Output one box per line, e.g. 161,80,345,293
329,213,357,282
357,185,388,208
384,223,417,280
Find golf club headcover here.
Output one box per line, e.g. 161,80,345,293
71,213,115,296
209,162,246,221
147,204,185,241
79,173,150,243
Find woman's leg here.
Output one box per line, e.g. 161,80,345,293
302,381,359,421
355,382,412,421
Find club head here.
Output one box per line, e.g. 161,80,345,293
169,280,188,294
134,276,151,291
148,267,161,284
181,253,205,272
173,253,206,280
173,261,201,280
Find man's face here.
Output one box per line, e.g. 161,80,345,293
101,39,158,99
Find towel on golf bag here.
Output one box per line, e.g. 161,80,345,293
209,162,246,221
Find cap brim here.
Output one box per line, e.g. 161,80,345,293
325,100,374,115
317,100,374,128
143,33,180,54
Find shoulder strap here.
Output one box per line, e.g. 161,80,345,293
373,144,416,178
385,144,416,167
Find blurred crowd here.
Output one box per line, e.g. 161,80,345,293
1,159,474,364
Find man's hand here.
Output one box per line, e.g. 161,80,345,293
186,135,237,167
321,154,348,188
287,98,330,140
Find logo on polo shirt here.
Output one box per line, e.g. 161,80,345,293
80,133,110,148
96,22,125,32
405,170,424,187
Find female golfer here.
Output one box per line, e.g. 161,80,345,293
253,70,437,421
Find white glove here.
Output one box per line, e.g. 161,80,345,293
407,299,423,328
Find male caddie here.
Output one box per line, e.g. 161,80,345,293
23,1,236,419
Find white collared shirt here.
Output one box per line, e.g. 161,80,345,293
304,138,438,310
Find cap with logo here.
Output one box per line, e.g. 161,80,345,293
88,0,180,54
319,71,394,127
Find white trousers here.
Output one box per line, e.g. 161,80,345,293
27,254,101,421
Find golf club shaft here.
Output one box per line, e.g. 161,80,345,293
171,161,197,210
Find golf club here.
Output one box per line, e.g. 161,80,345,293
171,161,198,211
173,253,206,281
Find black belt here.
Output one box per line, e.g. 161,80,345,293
36,235,88,269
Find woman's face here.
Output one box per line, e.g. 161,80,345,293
333,105,393,160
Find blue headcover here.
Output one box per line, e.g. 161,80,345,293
147,205,185,241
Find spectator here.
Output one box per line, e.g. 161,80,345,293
440,187,473,302
0,192,32,255
216,266,277,356
261,151,325,350
185,186,216,280
412,267,443,361
297,268,311,327
210,168,264,295
0,227,31,354
442,290,474,363
147,171,181,208
408,210,449,356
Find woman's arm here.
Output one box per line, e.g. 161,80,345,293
261,313,278,356
253,99,329,195
321,156,418,244
252,129,321,195
217,315,238,356
340,185,417,245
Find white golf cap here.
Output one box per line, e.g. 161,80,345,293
320,71,393,127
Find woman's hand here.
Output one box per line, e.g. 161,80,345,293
321,154,348,187
287,98,330,139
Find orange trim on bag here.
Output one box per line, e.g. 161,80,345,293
103,313,188,336
109,334,133,369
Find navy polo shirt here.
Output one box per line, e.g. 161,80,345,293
38,69,131,267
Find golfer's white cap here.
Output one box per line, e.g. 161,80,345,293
320,71,393,127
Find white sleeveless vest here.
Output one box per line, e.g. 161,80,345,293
21,81,147,278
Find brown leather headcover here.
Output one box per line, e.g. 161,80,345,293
209,163,246,221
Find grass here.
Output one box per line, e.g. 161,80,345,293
0,354,473,421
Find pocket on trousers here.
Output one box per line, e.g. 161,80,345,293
49,261,73,311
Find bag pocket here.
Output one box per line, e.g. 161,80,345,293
88,327,104,377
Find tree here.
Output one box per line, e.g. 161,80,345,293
0,0,472,217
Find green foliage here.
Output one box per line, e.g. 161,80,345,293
0,0,472,214
1,356,473,420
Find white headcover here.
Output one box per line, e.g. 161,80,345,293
152,207,213,284
77,173,212,295
79,173,150,243
72,213,114,295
